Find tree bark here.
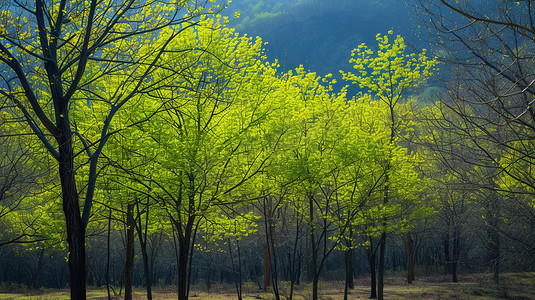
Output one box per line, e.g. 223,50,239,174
57,116,86,300
177,227,191,300
288,209,301,300
136,201,153,300
443,232,451,276
124,203,135,300
367,246,377,299
403,233,415,284
263,246,270,291
452,226,460,283
106,208,112,300
344,246,354,300
228,239,243,300
377,231,386,300
33,246,45,290
174,213,196,300
309,195,319,300
344,247,354,293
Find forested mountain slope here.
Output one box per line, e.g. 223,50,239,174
225,0,414,75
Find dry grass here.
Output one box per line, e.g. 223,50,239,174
0,273,534,299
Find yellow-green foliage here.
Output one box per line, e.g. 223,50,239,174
341,30,438,108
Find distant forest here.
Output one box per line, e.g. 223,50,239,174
226,0,415,75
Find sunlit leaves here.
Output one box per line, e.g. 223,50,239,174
341,31,438,108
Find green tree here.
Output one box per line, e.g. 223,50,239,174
0,1,225,298
341,31,437,299
95,18,280,300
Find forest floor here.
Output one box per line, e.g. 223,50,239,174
0,272,534,299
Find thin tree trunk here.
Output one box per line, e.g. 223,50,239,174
343,246,354,300
309,194,319,300
264,202,281,300
124,203,135,300
367,243,377,299
237,242,243,300
263,247,270,291
452,226,460,283
345,247,354,290
228,239,242,300
403,233,415,284
443,232,451,276
33,246,45,290
378,149,391,300
377,231,386,300
136,200,153,300
289,208,301,300
106,208,112,300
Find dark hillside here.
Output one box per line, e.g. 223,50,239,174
226,0,415,75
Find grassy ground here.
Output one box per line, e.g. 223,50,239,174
0,273,534,299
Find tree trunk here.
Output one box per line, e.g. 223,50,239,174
377,232,386,300
33,246,45,290
345,249,355,290
177,233,190,300
266,219,281,300
367,243,377,299
344,248,353,300
175,214,196,300
403,233,415,284
228,239,243,300
136,201,153,300
289,210,301,300
106,208,112,300
263,246,270,291
312,273,319,300
58,120,86,300
452,226,460,283
378,153,391,300
139,237,153,300
124,203,135,300
344,247,354,298
309,195,319,300
443,232,451,276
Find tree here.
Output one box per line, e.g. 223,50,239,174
415,0,535,199
417,101,506,283
0,122,46,247
416,0,535,125
202,212,259,300
329,96,393,300
341,30,437,299
102,18,280,300
281,68,350,300
0,1,224,298
416,0,535,278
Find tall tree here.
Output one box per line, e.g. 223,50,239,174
0,1,222,298
416,0,535,275
341,31,437,299
107,18,280,300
